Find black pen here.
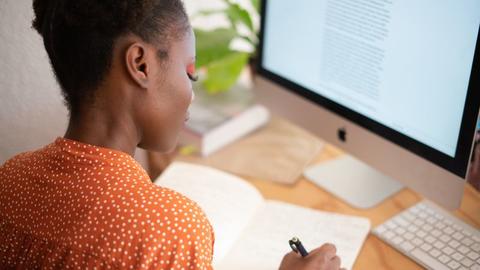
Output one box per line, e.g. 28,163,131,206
289,237,309,257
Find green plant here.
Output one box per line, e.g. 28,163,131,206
193,0,260,94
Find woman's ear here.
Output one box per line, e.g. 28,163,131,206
125,43,150,89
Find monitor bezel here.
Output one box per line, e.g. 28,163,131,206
256,0,480,178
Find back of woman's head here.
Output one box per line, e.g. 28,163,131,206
32,0,190,115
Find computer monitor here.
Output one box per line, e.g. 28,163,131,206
254,0,480,209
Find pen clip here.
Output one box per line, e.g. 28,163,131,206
289,239,299,253
289,237,309,257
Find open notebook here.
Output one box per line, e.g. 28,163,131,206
155,162,370,270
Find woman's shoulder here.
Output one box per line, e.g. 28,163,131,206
0,139,66,171
0,146,49,172
0,151,31,169
96,180,214,261
103,178,213,235
133,181,212,227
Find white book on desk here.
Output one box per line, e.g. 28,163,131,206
155,162,371,270
180,85,270,156
182,103,270,156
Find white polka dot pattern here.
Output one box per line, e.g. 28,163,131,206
0,137,215,269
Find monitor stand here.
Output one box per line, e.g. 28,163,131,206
304,155,404,209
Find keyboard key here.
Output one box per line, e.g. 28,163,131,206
458,245,470,255
444,226,455,235
403,212,415,221
431,229,442,237
411,249,449,270
447,260,461,269
404,232,414,240
392,236,403,245
438,254,451,264
400,242,414,252
394,227,406,235
467,251,479,261
473,235,480,243
412,237,423,246
452,223,462,231
421,243,432,252
449,240,461,248
423,224,433,231
425,235,436,244
462,229,472,237
407,224,419,233
442,246,454,255
433,240,445,249
424,205,434,214
453,232,465,241
416,230,427,238
410,206,420,214
460,257,474,267
429,248,441,258
461,237,473,246
393,216,408,227
426,216,437,224
434,222,446,230
472,243,480,252
439,234,451,243
472,264,480,270
452,252,465,261
385,221,397,230
414,219,425,227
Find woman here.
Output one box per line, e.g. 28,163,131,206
0,0,343,269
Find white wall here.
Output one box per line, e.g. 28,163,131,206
0,0,68,163
0,0,242,164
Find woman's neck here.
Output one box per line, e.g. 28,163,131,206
64,105,140,156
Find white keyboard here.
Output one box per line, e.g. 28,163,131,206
372,200,480,270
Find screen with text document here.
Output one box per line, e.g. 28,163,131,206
262,0,480,157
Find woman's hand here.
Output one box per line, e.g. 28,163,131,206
279,243,345,270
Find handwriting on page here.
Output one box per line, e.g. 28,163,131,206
217,201,370,270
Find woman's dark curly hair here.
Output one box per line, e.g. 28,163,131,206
32,0,190,115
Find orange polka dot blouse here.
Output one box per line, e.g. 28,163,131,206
0,137,215,269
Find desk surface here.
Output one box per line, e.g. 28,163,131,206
234,144,480,270
164,143,480,269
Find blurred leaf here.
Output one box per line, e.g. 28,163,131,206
193,1,259,94
226,3,254,33
194,28,237,68
203,51,249,93
239,35,255,46
179,145,198,155
251,0,260,13
191,9,227,19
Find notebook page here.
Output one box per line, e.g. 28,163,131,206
155,162,264,264
216,200,370,270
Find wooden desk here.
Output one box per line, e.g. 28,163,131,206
150,143,480,269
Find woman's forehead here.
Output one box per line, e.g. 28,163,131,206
171,29,196,59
